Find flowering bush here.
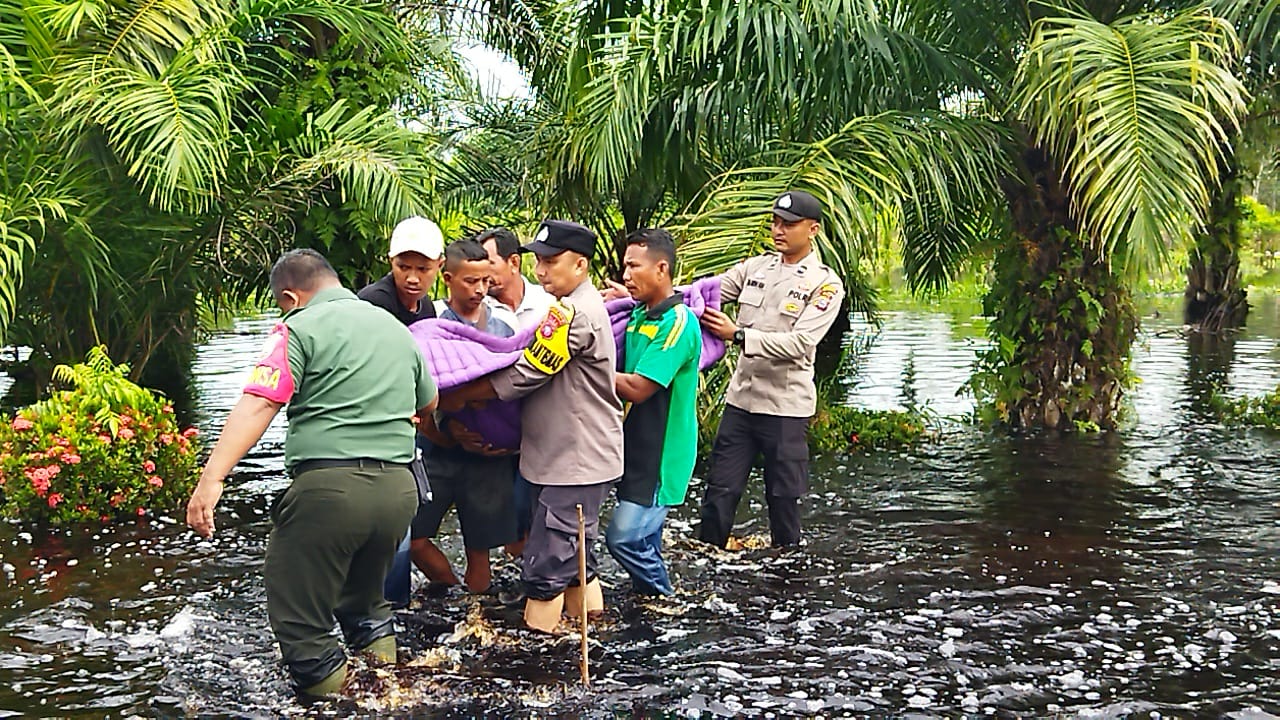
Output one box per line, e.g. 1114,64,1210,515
0,347,201,525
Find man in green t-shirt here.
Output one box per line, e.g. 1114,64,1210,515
605,228,702,596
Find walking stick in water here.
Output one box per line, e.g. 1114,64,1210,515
576,503,590,688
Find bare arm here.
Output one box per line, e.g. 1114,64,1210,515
616,372,661,403
186,394,283,538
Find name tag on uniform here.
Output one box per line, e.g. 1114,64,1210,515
525,302,575,374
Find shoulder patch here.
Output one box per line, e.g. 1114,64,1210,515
244,323,295,402
811,283,839,312
524,301,576,374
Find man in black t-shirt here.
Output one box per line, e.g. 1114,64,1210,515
357,215,445,608
358,216,445,324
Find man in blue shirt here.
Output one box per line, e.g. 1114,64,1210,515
415,240,518,594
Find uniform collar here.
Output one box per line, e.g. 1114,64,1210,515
284,286,355,318
769,248,822,273
636,293,683,320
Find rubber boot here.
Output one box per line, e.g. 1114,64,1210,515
523,593,565,634
563,578,604,621
298,661,347,698
360,635,396,664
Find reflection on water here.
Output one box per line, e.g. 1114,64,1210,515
1,297,1279,716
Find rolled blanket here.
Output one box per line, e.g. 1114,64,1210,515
604,276,726,371
409,276,724,450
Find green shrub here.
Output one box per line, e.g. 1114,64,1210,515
1213,386,1280,429
807,405,929,454
0,347,201,525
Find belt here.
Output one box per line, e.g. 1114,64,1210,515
291,458,408,477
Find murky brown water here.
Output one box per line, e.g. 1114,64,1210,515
2,295,1279,717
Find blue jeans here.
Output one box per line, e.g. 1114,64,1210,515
384,435,432,606
605,500,673,596
382,528,412,607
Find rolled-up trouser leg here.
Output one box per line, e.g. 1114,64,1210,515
265,465,416,688
521,482,611,601
698,405,759,548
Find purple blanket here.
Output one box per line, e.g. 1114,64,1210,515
409,277,724,450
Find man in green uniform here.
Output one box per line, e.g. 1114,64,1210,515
605,228,702,596
186,249,437,697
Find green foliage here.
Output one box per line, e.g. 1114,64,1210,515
1013,8,1247,276
807,406,928,455
965,232,1138,431
0,347,201,525
1213,384,1280,428
0,0,467,383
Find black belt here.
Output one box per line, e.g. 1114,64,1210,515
291,458,408,477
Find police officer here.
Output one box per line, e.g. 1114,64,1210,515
440,219,623,633
186,249,437,697
698,190,846,548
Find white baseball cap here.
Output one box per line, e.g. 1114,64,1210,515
388,216,444,260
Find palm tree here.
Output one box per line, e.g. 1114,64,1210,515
517,0,1246,430
0,0,466,382
1183,0,1280,331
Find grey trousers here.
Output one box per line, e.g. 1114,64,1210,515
521,481,612,601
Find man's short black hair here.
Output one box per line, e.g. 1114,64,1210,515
626,227,677,271
475,227,520,258
444,238,491,272
269,249,338,299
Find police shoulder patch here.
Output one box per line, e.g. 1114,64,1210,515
811,283,839,311
524,301,576,375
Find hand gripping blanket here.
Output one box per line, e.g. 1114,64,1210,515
408,277,724,450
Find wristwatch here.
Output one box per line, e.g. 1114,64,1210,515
732,328,746,345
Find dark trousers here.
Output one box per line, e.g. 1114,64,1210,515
522,482,611,600
697,405,809,548
265,464,417,688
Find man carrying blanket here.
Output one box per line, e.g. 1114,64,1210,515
605,228,701,597
440,219,623,633
697,190,846,548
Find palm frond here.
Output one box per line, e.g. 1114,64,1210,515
1013,7,1249,272
674,112,1010,295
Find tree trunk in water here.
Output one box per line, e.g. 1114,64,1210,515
972,146,1138,431
1185,167,1248,331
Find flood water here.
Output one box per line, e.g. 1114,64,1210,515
2,295,1280,717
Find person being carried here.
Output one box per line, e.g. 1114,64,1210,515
697,190,846,549
186,249,436,697
414,239,519,593
440,220,623,633
356,215,445,608
604,228,702,597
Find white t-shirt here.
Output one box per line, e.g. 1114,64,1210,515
489,276,554,331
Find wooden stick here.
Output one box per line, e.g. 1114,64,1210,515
577,502,590,688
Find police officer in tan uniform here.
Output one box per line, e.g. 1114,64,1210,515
439,219,623,632
698,190,846,548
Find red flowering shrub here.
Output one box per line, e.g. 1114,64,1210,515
0,347,200,525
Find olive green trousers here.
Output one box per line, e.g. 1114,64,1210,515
263,463,416,688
